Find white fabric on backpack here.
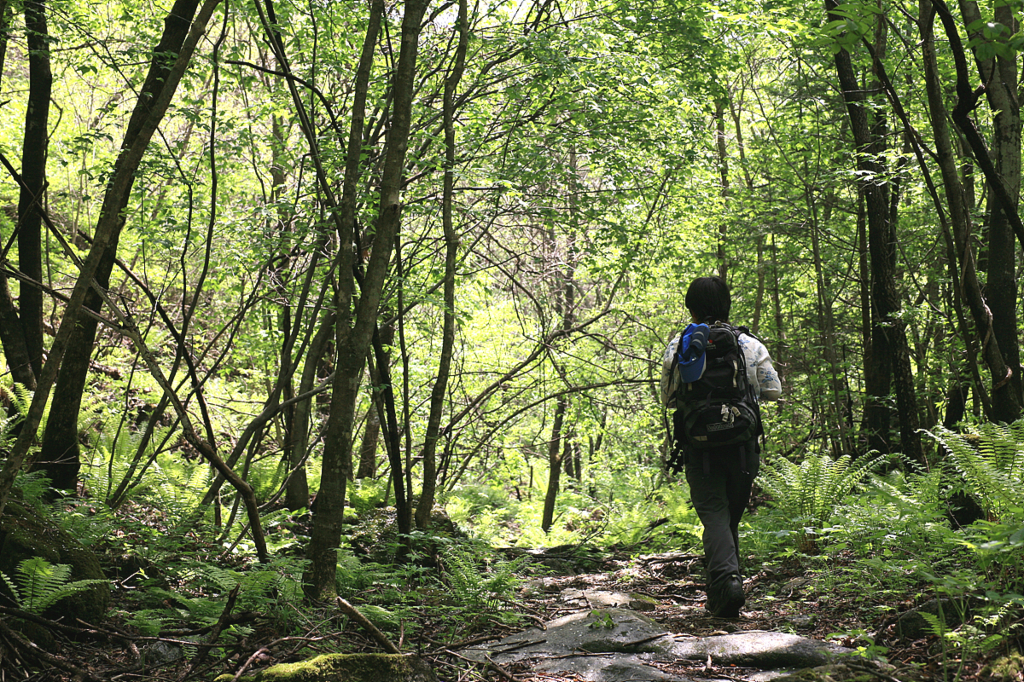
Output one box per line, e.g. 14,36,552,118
737,333,782,402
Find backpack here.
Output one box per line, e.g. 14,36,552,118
672,322,762,451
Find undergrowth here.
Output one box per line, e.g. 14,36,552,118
753,421,1024,676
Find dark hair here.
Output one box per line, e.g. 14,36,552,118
685,276,731,323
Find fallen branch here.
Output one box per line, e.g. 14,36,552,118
231,636,327,682
484,653,517,681
335,596,401,654
178,584,240,681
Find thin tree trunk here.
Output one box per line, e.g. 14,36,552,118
0,0,219,521
269,114,299,503
284,311,335,510
415,0,467,530
714,96,729,282
958,0,1023,408
0,0,41,397
770,233,786,365
809,209,853,456
727,91,764,333
303,0,428,600
16,0,51,382
922,0,1020,422
541,396,567,534
355,401,381,479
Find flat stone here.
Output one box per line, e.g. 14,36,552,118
559,589,660,612
464,610,854,682
670,631,849,669
467,609,675,663
535,655,689,681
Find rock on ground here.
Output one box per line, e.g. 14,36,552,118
465,606,853,682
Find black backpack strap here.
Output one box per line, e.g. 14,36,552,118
738,441,750,475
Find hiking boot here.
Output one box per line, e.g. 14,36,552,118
708,574,745,618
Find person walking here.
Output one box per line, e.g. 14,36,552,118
661,276,781,617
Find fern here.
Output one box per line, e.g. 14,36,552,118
439,543,526,610
356,604,401,628
761,451,886,529
13,470,53,509
85,420,175,502
0,557,108,615
0,380,32,429
188,563,243,593
125,609,166,636
1,568,21,605
927,422,1024,520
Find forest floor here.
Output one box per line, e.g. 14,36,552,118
464,549,948,682
1,512,998,682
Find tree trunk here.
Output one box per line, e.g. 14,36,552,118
303,0,428,601
16,0,51,382
959,0,1023,409
714,96,730,282
541,396,567,534
270,113,299,504
0,0,218,521
770,234,786,365
923,0,1021,422
828,0,922,460
0,278,36,393
0,0,41,398
35,0,203,492
809,206,853,456
284,311,335,510
355,401,381,480
415,0,467,530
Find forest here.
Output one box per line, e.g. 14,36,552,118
0,0,1022,679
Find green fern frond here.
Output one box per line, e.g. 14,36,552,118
927,423,1024,518
357,604,400,628
190,564,243,593
14,470,54,508
868,474,924,512
0,382,31,453
762,451,885,528
917,610,947,638
126,609,167,636
439,543,525,609
1,569,22,605
11,557,108,614
0,380,32,422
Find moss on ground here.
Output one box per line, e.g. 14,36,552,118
214,653,437,682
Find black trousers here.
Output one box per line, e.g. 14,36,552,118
683,443,759,588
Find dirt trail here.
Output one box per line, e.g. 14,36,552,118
468,550,921,682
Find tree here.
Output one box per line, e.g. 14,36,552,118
300,0,431,600
0,0,223,520
0,0,51,397
825,0,923,461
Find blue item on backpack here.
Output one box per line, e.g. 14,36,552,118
677,323,710,383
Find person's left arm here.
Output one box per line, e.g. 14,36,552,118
740,336,782,401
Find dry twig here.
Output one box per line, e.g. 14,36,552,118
335,596,401,654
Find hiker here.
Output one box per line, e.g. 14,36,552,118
661,276,781,618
